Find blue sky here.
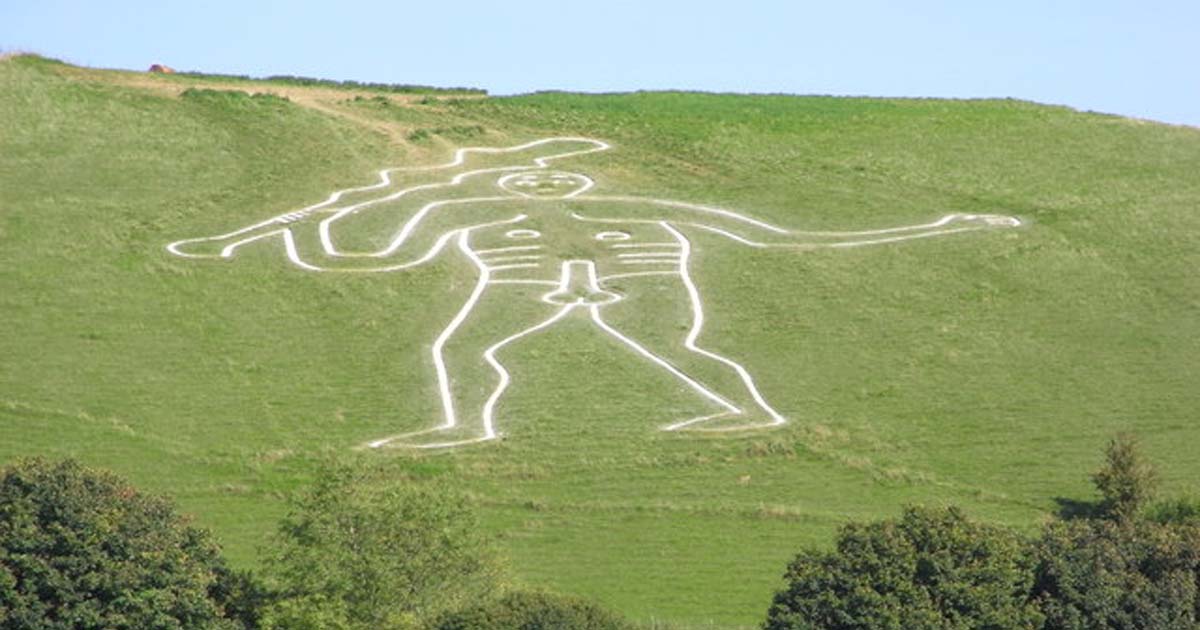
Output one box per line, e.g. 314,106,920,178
3,0,1198,126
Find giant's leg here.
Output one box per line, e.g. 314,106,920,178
593,274,786,432
366,281,567,449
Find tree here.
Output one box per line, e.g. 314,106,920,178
1032,432,1200,627
763,506,1042,630
429,590,631,630
260,461,505,630
1033,517,1200,629
1092,433,1158,522
0,458,244,629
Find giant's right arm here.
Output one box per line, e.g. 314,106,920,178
166,197,526,272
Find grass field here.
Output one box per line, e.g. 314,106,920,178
3,54,1199,628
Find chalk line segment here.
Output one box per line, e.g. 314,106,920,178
662,221,788,430
589,306,741,415
476,245,543,254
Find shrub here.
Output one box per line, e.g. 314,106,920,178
260,74,484,95
763,435,1200,629
260,461,505,629
763,506,1042,630
1148,497,1200,526
429,590,631,630
1092,433,1157,522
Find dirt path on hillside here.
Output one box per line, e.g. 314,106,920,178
48,62,484,148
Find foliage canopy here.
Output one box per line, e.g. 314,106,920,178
0,458,243,629
764,505,1042,630
765,436,1200,630
260,461,506,630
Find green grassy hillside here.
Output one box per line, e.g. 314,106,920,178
3,55,1199,628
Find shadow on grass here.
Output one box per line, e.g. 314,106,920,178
1053,496,1100,521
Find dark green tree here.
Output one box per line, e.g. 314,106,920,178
0,458,244,629
260,461,505,630
1032,517,1200,629
1092,433,1158,522
429,590,631,630
763,506,1042,630
1032,432,1199,627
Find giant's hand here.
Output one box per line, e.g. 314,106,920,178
941,213,1022,228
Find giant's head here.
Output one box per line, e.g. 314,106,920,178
498,171,592,198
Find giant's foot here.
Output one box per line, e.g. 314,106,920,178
662,410,786,433
361,424,498,450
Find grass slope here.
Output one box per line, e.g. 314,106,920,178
3,55,1199,627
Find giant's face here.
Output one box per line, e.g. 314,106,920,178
498,171,592,198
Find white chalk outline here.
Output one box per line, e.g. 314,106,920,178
166,137,1022,449
166,137,609,259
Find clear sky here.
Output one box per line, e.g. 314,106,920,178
3,0,1198,127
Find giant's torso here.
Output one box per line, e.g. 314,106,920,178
461,199,687,283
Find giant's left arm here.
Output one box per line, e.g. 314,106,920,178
574,195,1021,249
